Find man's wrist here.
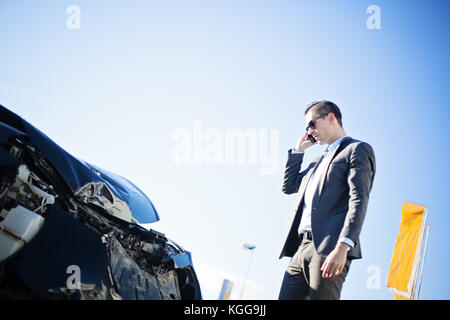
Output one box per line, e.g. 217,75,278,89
335,242,350,252
338,237,355,251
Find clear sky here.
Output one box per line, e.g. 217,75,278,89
1,0,449,299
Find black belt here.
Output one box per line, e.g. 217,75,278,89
300,231,313,241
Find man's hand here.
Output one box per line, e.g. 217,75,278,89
320,243,349,278
295,132,316,152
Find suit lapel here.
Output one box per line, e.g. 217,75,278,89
316,136,352,199
288,155,324,227
297,155,323,201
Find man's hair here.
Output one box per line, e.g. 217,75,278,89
304,100,343,128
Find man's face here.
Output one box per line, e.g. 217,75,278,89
305,111,332,145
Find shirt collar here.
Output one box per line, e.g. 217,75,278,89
323,135,348,157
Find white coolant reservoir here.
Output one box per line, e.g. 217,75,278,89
0,205,45,262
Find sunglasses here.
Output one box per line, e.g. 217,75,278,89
306,114,328,132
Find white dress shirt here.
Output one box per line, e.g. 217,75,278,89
292,136,355,249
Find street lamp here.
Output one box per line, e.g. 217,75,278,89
239,243,256,300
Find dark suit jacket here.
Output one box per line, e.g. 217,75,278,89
279,136,376,260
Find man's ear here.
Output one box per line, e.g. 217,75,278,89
327,112,335,124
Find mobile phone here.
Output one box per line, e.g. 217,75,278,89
307,134,316,143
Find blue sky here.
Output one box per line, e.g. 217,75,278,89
1,0,449,299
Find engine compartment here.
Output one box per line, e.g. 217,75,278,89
0,134,200,299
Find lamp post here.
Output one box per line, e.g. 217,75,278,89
239,243,256,300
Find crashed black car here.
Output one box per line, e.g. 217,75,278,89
0,104,201,300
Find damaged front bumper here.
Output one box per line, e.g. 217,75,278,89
0,104,201,300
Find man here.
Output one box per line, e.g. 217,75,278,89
278,100,376,300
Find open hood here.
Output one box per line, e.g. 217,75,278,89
0,104,159,224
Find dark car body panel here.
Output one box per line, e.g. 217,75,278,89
0,104,201,300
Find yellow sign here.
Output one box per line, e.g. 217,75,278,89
387,201,428,299
218,279,233,300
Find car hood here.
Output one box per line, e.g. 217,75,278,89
0,104,159,224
